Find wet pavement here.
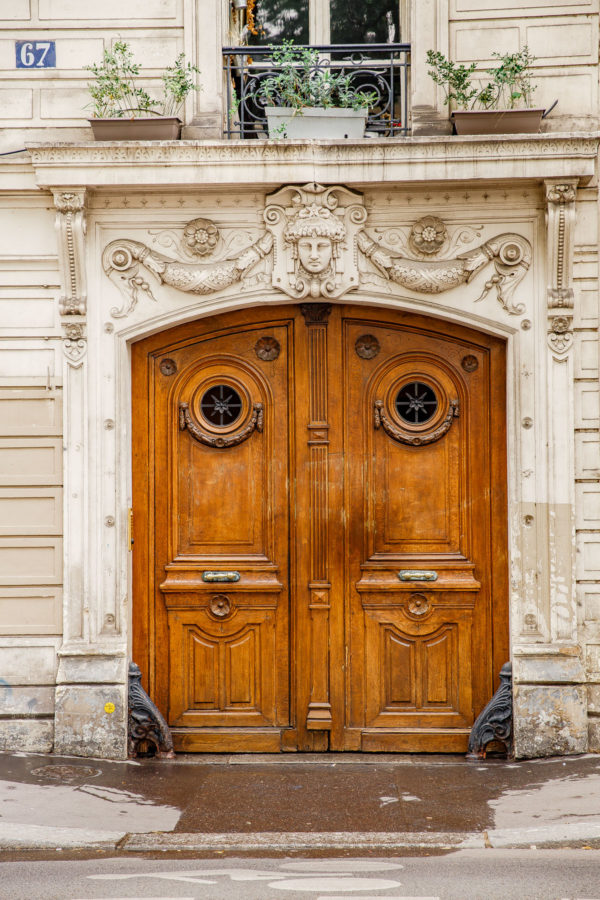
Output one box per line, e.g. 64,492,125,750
1,751,600,852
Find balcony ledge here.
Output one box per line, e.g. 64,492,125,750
26,132,599,191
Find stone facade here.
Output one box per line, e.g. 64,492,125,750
0,1,599,759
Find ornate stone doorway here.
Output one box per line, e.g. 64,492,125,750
131,303,508,753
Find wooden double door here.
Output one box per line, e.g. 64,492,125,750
132,303,508,753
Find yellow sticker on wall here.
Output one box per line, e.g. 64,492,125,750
104,702,115,714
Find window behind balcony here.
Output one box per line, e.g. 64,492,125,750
248,0,400,45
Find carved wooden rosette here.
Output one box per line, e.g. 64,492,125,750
301,303,333,733
545,180,577,356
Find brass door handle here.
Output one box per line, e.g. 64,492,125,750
398,570,438,582
202,571,241,583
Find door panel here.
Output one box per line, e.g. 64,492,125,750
133,314,293,752
344,314,501,751
132,304,508,753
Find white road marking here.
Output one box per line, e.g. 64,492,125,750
269,877,403,892
89,869,364,883
281,862,404,872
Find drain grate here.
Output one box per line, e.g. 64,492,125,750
31,764,101,781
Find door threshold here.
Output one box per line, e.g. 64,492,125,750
155,752,472,765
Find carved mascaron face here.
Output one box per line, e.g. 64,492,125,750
297,236,334,274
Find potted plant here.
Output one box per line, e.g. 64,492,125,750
256,42,377,139
426,47,548,135
85,41,201,140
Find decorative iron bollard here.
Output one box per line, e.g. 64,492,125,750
466,661,513,759
128,661,175,759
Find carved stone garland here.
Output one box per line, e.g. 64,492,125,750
103,183,532,318
545,181,577,356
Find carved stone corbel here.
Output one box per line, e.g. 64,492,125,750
53,189,87,317
53,190,87,367
545,180,577,356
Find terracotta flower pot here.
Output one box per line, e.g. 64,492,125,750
451,108,544,135
88,117,182,141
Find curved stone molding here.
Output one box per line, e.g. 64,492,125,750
103,183,531,317
53,189,87,316
545,180,577,357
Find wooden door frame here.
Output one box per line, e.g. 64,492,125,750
130,301,509,749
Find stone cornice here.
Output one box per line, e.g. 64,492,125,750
26,133,599,190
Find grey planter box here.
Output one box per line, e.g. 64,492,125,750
88,117,182,141
265,107,368,139
451,108,544,135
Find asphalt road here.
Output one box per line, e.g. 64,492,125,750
1,850,600,900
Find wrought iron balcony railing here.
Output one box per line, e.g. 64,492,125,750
222,43,410,139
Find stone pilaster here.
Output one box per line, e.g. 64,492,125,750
513,179,586,758
410,0,452,135
52,187,127,759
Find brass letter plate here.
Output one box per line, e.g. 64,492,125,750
398,570,438,582
202,571,241,583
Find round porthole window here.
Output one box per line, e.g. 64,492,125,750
394,381,438,425
200,384,243,427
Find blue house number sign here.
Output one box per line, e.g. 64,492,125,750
15,41,56,68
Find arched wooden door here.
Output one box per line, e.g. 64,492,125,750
132,303,508,753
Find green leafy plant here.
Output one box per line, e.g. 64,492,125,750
426,50,478,110
85,41,200,118
426,47,537,110
161,53,203,117
482,48,536,109
256,42,377,111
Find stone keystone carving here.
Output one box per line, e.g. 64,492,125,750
264,183,366,299
103,183,532,317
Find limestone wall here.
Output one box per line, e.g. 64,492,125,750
449,0,600,130
0,163,62,752
0,0,188,151
0,1,598,759
574,189,600,749
1,1,598,149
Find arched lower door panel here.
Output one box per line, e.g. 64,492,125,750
132,304,508,753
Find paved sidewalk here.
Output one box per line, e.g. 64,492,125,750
1,751,600,853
